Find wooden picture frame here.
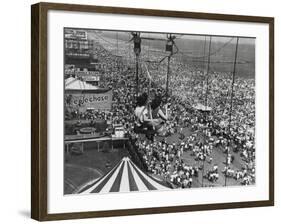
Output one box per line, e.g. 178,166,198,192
31,2,274,221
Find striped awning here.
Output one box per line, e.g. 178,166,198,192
77,157,170,194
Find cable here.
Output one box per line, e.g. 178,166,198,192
178,37,234,59
145,37,179,69
92,32,131,47
91,33,116,46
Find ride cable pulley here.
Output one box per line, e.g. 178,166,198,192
132,32,141,56
165,34,178,101
130,32,142,97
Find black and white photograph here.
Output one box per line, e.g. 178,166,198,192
64,28,256,195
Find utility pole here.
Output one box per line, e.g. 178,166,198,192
166,55,171,100
133,32,141,98
165,34,174,102
225,37,239,187
144,62,152,101
136,54,139,96
204,36,212,109
202,35,212,188
128,33,131,65
116,32,119,55
202,36,207,74
147,35,150,59
201,156,205,187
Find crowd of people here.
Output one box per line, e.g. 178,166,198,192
141,53,256,187
65,33,256,188
135,139,199,188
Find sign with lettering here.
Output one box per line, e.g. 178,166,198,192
65,29,87,40
65,89,112,112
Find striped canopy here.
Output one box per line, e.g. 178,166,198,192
77,157,170,194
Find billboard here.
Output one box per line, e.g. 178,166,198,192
65,89,112,112
65,29,88,40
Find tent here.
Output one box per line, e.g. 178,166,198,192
77,157,171,194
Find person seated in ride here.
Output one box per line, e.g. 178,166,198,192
149,95,169,136
134,93,159,139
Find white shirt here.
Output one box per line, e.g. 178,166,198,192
134,106,148,126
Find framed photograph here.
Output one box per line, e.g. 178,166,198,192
31,2,274,221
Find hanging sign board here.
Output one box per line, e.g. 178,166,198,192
65,89,112,112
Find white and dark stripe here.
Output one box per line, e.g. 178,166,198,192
78,157,170,194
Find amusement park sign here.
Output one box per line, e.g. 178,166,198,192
65,89,112,111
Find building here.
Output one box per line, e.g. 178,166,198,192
65,29,88,40
65,29,95,66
